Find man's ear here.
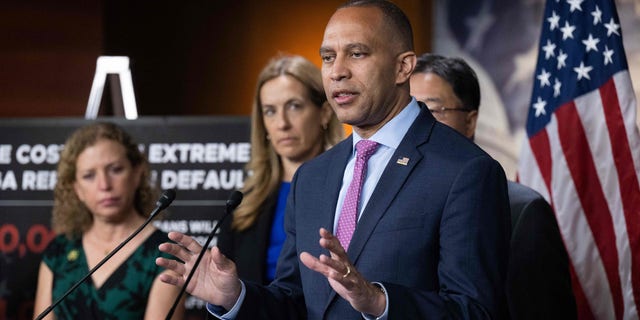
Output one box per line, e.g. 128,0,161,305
396,51,417,84
466,110,479,139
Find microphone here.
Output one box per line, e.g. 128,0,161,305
35,189,177,320
157,188,176,210
164,190,243,320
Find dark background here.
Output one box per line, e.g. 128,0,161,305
0,0,432,118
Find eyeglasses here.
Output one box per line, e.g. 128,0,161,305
427,106,472,118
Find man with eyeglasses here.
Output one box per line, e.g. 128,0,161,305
410,53,577,320
410,54,478,139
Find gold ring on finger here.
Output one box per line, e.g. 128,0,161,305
342,265,351,278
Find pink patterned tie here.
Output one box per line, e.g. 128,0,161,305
336,139,380,250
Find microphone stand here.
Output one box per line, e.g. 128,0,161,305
35,189,176,320
164,190,243,320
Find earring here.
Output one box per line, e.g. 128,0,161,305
322,123,328,130
266,134,271,140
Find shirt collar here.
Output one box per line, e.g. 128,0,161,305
352,98,421,151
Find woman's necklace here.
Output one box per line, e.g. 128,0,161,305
88,226,137,256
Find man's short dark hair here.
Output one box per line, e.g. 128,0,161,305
414,53,480,111
339,0,414,51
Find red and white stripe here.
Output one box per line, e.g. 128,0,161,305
519,70,640,320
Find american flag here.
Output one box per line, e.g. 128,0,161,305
518,0,640,319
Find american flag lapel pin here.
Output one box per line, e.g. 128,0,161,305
396,157,409,166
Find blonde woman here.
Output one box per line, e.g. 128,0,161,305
217,55,343,284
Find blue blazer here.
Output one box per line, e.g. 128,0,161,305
236,105,511,319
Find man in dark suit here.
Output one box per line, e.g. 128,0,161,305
410,53,577,319
156,1,511,319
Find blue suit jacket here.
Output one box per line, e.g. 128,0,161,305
236,106,511,319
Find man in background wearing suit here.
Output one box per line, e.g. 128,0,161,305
410,53,577,320
156,1,511,318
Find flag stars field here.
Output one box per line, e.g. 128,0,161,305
561,21,576,40
543,40,557,59
533,97,547,117
567,0,584,12
582,34,600,52
554,78,562,97
538,69,552,87
548,10,560,30
603,46,614,65
604,18,620,36
557,50,568,69
574,62,593,80
591,5,602,25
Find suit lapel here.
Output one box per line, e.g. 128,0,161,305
346,105,435,264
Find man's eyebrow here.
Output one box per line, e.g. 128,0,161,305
344,43,370,51
319,43,371,55
319,47,333,55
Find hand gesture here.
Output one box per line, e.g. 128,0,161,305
155,231,241,311
299,228,385,316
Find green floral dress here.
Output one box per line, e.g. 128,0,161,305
42,230,171,319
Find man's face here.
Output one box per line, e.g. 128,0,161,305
410,72,477,138
320,6,405,137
